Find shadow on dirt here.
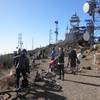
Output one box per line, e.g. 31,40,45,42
64,79,100,87
78,73,100,78
0,82,67,100
12,90,67,100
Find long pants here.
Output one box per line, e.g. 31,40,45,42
16,68,27,88
58,64,64,78
70,61,76,73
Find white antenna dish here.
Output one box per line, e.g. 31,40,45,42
83,31,90,41
83,2,90,13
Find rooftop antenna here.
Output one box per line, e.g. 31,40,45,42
55,20,58,43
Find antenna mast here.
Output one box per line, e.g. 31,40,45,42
18,33,23,50
49,29,52,44
55,21,58,43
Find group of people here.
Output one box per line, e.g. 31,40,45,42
49,47,81,80
13,46,81,90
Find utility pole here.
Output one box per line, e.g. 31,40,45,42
83,0,96,46
90,0,95,46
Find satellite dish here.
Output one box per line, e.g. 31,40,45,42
83,32,90,41
83,2,90,13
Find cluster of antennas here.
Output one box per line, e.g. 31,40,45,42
83,0,100,16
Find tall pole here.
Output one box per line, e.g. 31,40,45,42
91,0,95,46
18,33,23,50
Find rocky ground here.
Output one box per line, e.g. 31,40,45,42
0,50,100,100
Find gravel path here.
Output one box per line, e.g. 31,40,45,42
1,57,100,100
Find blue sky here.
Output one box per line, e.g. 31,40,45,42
0,0,90,54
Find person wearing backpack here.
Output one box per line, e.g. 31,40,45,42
68,48,79,74
14,49,30,90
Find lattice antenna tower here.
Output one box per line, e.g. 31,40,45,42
83,0,100,44
55,21,58,43
49,29,53,44
18,33,23,50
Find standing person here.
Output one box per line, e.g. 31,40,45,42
48,47,57,72
14,49,30,90
67,47,71,67
69,48,78,74
76,49,81,72
50,47,57,60
57,47,64,80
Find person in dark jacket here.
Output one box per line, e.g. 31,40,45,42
14,49,30,90
68,48,78,74
57,47,64,80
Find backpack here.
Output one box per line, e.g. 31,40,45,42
18,54,29,72
70,50,77,60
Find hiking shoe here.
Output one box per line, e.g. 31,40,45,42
62,78,64,81
57,77,61,80
16,87,21,91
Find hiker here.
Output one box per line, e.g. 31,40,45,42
67,47,72,68
76,50,81,71
48,58,57,72
68,48,79,74
50,47,57,60
42,49,46,58
38,50,42,59
48,47,57,72
14,49,30,90
57,47,64,80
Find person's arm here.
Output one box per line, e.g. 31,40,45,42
76,52,80,64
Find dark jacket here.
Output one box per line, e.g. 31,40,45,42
57,50,64,64
14,53,30,73
18,54,29,70
69,49,77,62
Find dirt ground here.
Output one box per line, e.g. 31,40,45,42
0,54,100,100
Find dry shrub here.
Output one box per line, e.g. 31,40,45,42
0,68,16,91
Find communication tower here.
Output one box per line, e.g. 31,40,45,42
17,33,23,50
55,21,58,43
49,29,53,44
83,0,100,45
